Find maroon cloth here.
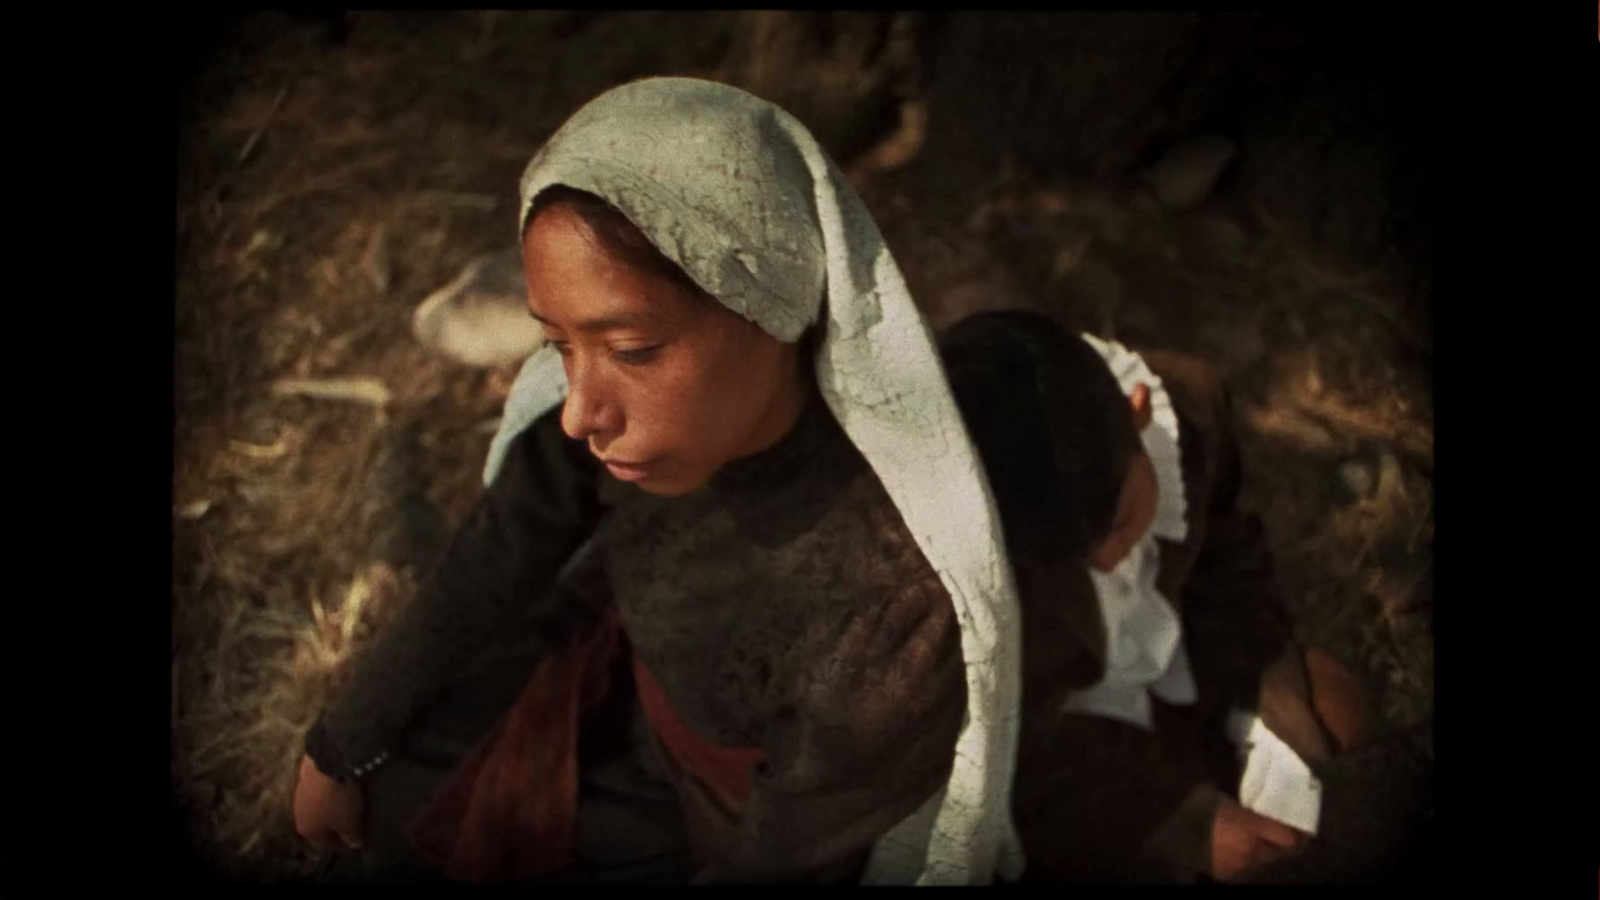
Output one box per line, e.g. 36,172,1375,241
407,608,624,881
407,605,767,882
631,654,766,816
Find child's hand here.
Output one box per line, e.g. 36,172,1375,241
292,755,366,854
1259,648,1370,765
1210,796,1309,881
1303,648,1369,752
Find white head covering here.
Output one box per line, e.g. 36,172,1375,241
483,77,1025,885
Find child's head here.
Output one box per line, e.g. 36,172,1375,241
521,185,809,497
941,311,1158,572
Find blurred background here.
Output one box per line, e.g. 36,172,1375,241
173,11,1432,882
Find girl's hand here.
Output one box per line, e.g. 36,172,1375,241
1210,796,1309,882
292,755,366,854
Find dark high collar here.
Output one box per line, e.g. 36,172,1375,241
709,384,836,493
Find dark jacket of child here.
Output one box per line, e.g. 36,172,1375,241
941,315,1297,883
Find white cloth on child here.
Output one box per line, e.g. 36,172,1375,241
1227,711,1323,834
1059,335,1197,732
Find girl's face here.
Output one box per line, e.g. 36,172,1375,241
522,203,806,497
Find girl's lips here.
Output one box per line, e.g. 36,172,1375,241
602,459,655,481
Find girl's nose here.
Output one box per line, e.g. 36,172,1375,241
560,361,619,443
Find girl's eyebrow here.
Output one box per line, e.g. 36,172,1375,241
527,309,663,333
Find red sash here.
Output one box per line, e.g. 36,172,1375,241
632,653,767,813
408,606,766,881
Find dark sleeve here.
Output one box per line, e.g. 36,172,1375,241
698,575,968,883
1176,379,1295,714
304,407,604,782
1014,709,1217,882
1009,551,1217,882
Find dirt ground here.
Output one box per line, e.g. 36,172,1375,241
172,12,1432,882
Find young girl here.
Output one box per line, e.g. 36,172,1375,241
293,77,1026,884
939,310,1368,883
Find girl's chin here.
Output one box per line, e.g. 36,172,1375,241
633,478,704,497
600,461,703,496
645,471,718,498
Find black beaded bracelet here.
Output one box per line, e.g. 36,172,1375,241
305,718,393,784
347,749,393,780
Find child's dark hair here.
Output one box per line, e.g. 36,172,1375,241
524,185,710,302
940,311,1143,562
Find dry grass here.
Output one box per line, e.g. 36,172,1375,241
175,12,1431,881
173,547,410,873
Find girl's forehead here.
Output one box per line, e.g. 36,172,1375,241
524,239,694,333
526,277,688,334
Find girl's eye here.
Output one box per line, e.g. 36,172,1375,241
547,340,657,364
612,346,660,365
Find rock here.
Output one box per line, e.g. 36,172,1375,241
1182,207,1251,266
1048,229,1094,281
412,247,545,367
720,12,913,167
1245,406,1336,452
1338,458,1376,498
361,223,392,296
242,229,277,259
913,13,1212,187
1076,259,1124,311
924,272,1025,333
1129,188,1164,217
1304,365,1326,398
1112,299,1162,347
1375,451,1406,500
847,98,928,178
1198,317,1266,376
177,499,213,520
1146,134,1237,211
270,377,392,408
1066,259,1124,337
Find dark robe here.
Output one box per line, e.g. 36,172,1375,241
308,387,967,883
1009,348,1297,884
